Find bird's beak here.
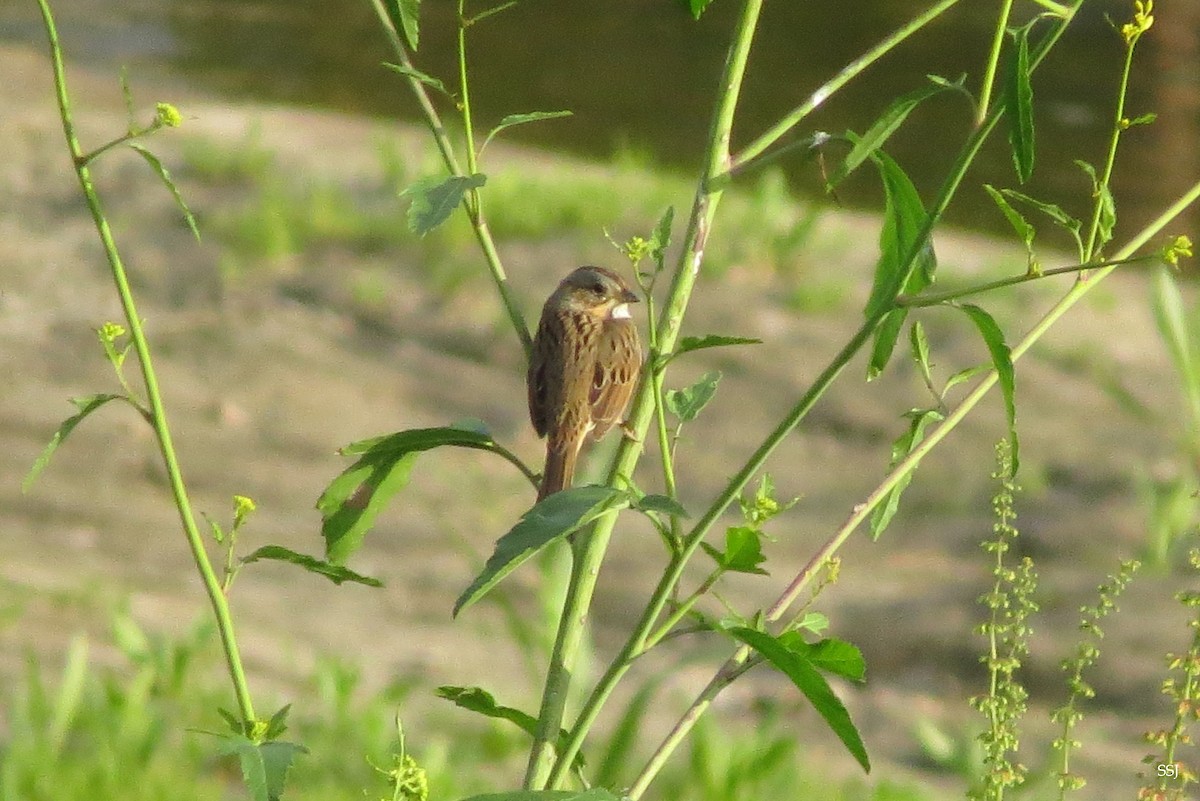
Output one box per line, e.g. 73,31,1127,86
621,288,639,304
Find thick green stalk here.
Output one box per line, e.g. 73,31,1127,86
523,0,765,789
35,0,256,724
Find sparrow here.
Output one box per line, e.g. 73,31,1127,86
527,266,643,501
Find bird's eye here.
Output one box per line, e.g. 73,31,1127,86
590,281,605,294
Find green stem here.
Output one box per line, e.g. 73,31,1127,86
528,0,766,789
976,0,1016,128
634,177,1200,799
367,0,533,358
1083,38,1137,261
35,0,256,725
623,4,1095,792
896,254,1157,307
725,0,963,178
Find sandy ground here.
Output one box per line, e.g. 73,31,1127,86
1,37,1198,798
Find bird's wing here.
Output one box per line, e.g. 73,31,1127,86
588,320,641,439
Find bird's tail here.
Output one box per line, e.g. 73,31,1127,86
538,442,579,501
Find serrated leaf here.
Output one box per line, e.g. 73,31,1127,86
635,493,689,518
863,148,935,379
958,304,1018,475
704,525,768,575
458,790,621,801
779,633,867,682
482,111,572,151
454,486,627,616
827,80,957,188
1000,188,1083,262
264,704,291,740
983,184,1037,271
241,546,383,587
665,370,721,423
128,144,200,242
24,394,125,493
870,408,944,540
401,173,486,236
218,735,308,801
382,62,450,97
1006,25,1035,183
318,426,501,564
730,627,870,772
1074,160,1116,252
383,0,420,51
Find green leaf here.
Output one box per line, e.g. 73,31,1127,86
1006,25,1035,183
218,735,308,801
119,67,136,129
649,206,674,272
1124,112,1157,128
24,394,125,493
827,79,959,188
128,144,200,242
863,148,935,379
983,184,1038,271
958,304,1018,475
596,678,661,788
1152,267,1200,403
436,686,538,737
780,633,867,682
437,687,588,773
943,364,989,395
669,335,762,363
482,111,573,151
869,408,944,540
458,790,621,801
264,704,292,740
686,0,716,20
241,545,383,587
909,321,935,392
401,173,487,236
382,62,450,97
702,525,769,575
665,370,721,423
1074,160,1116,252
635,493,690,518
318,426,500,564
454,486,627,616
729,627,870,772
383,0,420,51
999,188,1083,263
868,308,909,381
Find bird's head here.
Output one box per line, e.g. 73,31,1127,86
554,266,639,319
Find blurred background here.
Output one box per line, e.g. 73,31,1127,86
1,1,1200,799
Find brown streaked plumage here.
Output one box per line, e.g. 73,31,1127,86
527,266,643,500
